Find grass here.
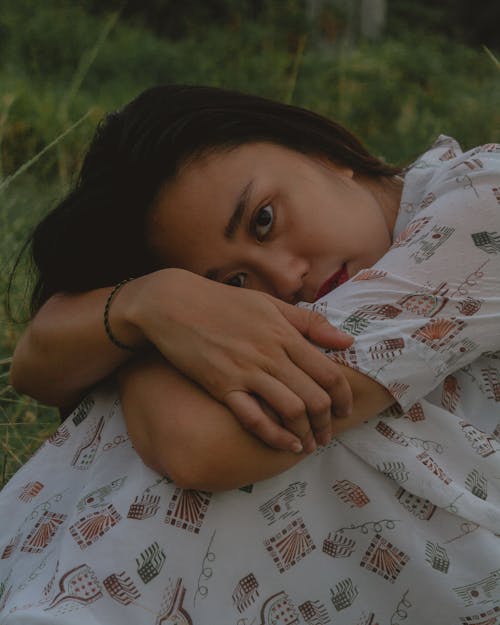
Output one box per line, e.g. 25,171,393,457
0,2,499,488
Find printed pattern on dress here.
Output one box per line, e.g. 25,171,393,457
411,317,466,351
165,488,211,534
322,532,357,559
369,338,405,361
298,599,329,625
416,452,452,485
71,416,105,469
456,296,483,316
21,511,67,554
481,366,500,402
410,225,455,263
332,480,370,508
330,577,358,611
465,469,488,500
103,571,141,605
136,541,166,584
360,534,410,583
396,488,436,520
404,402,425,422
441,375,461,411
18,481,44,502
260,590,299,625
47,425,70,446
259,482,306,525
156,577,193,625
1,534,21,560
71,396,95,426
69,504,121,549
453,570,500,607
127,493,161,520
460,422,498,458
471,231,500,255
397,282,449,317
459,605,500,624
425,541,450,573
232,573,260,613
44,564,102,613
391,217,431,248
77,476,126,511
264,518,316,573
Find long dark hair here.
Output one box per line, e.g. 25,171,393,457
26,84,400,314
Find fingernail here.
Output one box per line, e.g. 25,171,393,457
291,442,303,454
305,440,317,454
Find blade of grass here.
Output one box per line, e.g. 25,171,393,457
483,46,500,70
0,94,16,184
0,438,23,466
58,9,121,186
0,110,93,193
1,452,7,488
60,10,121,116
284,34,308,104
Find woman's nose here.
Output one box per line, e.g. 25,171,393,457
257,252,309,303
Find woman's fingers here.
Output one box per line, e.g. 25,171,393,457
254,367,332,450
286,338,354,419
136,273,355,450
223,389,306,453
225,360,344,453
222,346,352,451
274,299,354,350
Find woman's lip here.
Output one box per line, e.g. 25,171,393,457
315,264,349,300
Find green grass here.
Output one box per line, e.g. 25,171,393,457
1,2,499,487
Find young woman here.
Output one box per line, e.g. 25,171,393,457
1,85,499,624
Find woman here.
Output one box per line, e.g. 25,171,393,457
1,85,499,623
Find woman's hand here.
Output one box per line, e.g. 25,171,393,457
11,267,353,453
120,352,392,491
119,268,354,454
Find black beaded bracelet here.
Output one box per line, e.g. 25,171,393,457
103,278,136,351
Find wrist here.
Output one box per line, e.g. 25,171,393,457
117,268,189,346
106,277,150,349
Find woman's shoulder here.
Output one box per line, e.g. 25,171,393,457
394,136,500,237
408,135,499,168
405,135,500,189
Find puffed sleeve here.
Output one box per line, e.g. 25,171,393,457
302,142,500,410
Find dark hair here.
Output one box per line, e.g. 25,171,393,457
27,84,400,314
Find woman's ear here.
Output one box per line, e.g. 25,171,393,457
316,155,354,179
336,164,354,179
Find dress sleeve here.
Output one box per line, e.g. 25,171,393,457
302,147,500,410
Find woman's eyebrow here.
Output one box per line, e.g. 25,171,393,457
224,179,254,240
204,180,254,281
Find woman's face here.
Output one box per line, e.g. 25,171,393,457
148,143,400,303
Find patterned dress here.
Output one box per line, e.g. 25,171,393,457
1,137,499,625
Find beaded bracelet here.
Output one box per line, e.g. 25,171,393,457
103,278,136,351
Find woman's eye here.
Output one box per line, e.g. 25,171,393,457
253,204,274,241
226,273,247,288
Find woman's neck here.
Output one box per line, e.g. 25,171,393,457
359,174,404,237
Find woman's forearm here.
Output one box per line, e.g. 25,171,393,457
10,269,355,456
119,355,393,491
9,286,146,407
119,356,307,490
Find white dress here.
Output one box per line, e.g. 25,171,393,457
1,137,499,625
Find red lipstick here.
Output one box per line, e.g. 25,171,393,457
315,264,349,300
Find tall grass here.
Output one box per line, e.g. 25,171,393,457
0,2,498,487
